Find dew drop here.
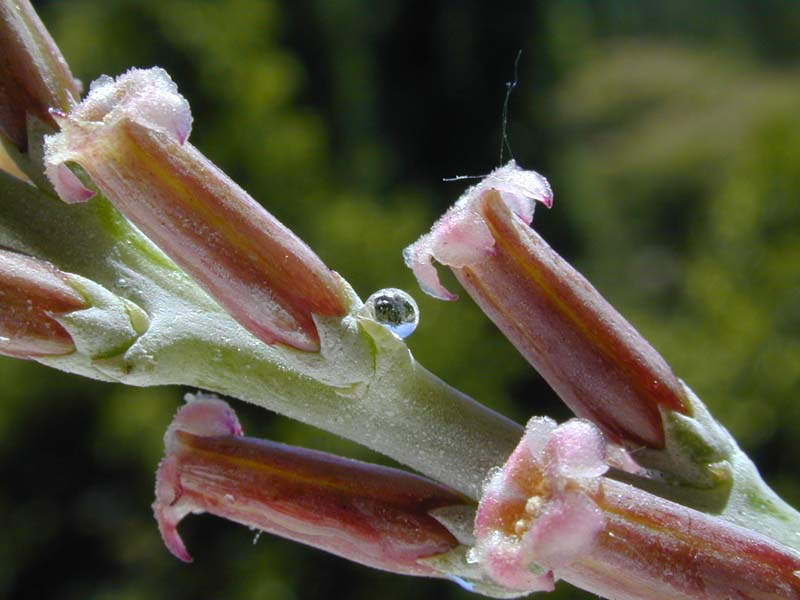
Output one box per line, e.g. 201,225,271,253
362,288,419,338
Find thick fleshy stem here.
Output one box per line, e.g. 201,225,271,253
0,166,524,502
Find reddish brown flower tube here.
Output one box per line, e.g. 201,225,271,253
0,247,87,358
154,397,466,577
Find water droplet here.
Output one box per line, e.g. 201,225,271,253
362,288,419,338
252,530,262,545
116,277,128,289
224,493,235,503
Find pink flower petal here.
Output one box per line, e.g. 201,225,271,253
429,208,495,268
478,532,556,593
164,394,243,453
155,395,242,562
402,236,458,301
50,162,95,204
523,491,606,570
74,68,193,144
404,161,552,301
481,161,554,219
545,419,608,479
522,416,558,461
153,455,194,562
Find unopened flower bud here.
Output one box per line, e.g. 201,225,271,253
0,247,87,357
405,162,687,448
154,395,466,576
0,0,80,151
44,68,348,352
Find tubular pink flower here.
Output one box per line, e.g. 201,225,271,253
472,418,800,599
0,247,87,358
472,417,609,593
405,165,687,448
404,161,553,301
154,396,467,577
43,68,348,352
0,0,80,151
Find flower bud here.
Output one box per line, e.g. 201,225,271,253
0,247,87,357
405,162,687,448
472,417,800,599
154,395,466,576
0,0,80,151
44,68,348,352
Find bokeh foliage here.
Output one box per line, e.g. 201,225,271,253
2,1,800,599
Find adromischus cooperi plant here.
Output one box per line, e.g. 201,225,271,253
1,2,799,598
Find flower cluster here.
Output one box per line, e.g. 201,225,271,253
1,1,800,598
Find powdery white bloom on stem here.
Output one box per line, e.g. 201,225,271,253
154,395,468,577
405,164,687,448
44,68,348,352
472,417,800,599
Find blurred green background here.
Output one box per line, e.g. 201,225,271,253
3,1,800,598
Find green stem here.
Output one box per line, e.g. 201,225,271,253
616,384,800,552
0,170,522,499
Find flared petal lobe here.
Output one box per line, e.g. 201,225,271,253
154,395,466,577
403,161,552,301
44,68,347,352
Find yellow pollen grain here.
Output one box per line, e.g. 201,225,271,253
525,495,545,517
514,518,530,536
